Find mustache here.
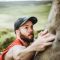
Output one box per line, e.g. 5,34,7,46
28,32,34,36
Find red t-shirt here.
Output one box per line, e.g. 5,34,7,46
0,39,24,60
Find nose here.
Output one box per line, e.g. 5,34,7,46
29,28,33,33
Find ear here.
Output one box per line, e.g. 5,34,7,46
15,30,19,34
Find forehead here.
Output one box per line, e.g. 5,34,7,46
22,20,33,26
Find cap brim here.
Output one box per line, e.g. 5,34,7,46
21,16,37,26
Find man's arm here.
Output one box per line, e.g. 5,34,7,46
4,43,51,60
4,45,36,60
4,32,55,60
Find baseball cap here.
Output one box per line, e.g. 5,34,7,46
14,16,37,31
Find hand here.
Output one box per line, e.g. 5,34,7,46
38,29,48,36
33,31,55,51
37,31,55,43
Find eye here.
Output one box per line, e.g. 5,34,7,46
25,27,28,29
31,26,33,29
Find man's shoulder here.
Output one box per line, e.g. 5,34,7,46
12,45,26,50
6,45,26,56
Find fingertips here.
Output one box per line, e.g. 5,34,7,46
46,34,55,42
38,29,48,36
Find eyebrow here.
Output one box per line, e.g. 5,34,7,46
25,25,29,26
24,24,33,27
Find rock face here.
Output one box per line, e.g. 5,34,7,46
33,0,60,60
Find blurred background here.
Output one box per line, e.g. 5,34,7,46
0,0,52,52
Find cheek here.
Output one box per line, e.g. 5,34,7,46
20,29,28,36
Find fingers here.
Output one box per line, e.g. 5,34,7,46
39,32,55,43
38,29,48,36
41,42,53,50
35,31,55,52
44,34,55,42
37,42,53,51
44,42,53,47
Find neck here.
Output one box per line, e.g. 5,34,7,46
16,36,30,47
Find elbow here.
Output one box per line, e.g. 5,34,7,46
4,54,13,60
13,53,22,60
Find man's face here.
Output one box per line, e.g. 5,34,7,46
18,20,34,43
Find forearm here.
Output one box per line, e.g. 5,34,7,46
15,51,35,60
12,44,37,60
5,39,53,60
5,43,38,60
5,42,39,60
12,41,45,60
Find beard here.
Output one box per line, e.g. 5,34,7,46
20,32,34,43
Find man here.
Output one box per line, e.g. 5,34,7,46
0,16,55,60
